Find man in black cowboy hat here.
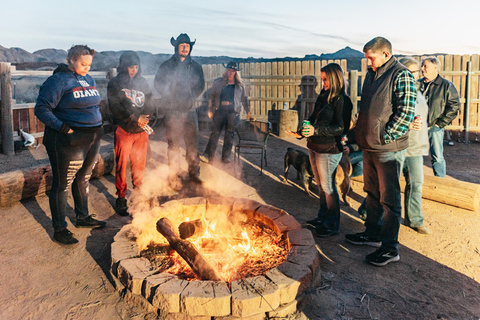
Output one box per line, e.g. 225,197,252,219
200,61,252,163
154,33,205,190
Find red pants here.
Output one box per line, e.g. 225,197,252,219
114,126,148,198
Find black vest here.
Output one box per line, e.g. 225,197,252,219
355,57,409,152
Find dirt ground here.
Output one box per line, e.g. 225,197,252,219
1,125,480,320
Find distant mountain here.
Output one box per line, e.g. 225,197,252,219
0,45,366,74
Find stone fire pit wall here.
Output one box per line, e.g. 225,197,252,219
110,197,320,319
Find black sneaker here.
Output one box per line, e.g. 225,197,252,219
366,248,400,266
116,198,129,216
305,218,322,229
345,232,381,248
315,225,339,237
53,229,79,245
76,214,107,229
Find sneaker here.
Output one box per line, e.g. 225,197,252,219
411,226,432,235
76,214,107,229
116,198,129,216
305,218,322,229
366,247,400,266
199,154,209,163
345,232,381,248
315,225,339,237
53,229,79,245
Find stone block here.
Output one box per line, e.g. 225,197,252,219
287,245,320,274
231,198,262,219
287,229,315,246
180,281,231,317
117,258,156,295
267,299,299,318
164,313,211,320
214,313,267,320
113,224,135,242
144,273,178,302
110,241,139,277
273,214,302,233
265,268,301,304
231,276,280,318
152,276,189,315
277,261,312,296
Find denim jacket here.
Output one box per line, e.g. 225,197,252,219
208,77,250,114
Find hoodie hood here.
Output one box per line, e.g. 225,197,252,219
53,63,72,74
117,51,142,76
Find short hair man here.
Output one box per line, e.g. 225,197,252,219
345,37,416,266
154,33,205,190
419,56,460,177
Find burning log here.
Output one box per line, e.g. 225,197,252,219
178,219,205,239
156,217,225,282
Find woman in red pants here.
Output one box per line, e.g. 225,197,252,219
107,51,154,216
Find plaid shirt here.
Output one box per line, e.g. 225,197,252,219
384,69,417,144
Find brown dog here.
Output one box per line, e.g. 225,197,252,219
335,151,352,206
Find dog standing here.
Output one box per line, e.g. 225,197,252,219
284,147,352,205
284,148,314,195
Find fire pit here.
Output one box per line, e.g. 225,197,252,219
110,197,320,319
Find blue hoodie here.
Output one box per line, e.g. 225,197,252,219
35,64,102,133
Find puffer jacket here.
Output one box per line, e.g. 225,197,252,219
419,75,460,128
208,77,250,114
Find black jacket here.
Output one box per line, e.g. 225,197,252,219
154,55,205,113
306,90,352,147
419,75,460,128
107,52,154,134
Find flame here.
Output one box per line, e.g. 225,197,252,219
134,204,288,282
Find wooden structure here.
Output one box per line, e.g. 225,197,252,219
2,54,480,154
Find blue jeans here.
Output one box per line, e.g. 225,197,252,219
349,151,364,177
403,156,424,228
428,126,446,177
44,126,103,232
363,149,406,253
309,150,342,232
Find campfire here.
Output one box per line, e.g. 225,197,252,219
111,197,320,318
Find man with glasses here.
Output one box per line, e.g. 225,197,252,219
419,56,460,177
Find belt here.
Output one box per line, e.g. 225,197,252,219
221,101,232,106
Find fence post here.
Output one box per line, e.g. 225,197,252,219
464,61,472,144
0,62,14,156
349,70,358,114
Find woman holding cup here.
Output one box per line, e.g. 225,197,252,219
303,63,353,237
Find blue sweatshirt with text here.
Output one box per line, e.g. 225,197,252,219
35,64,102,133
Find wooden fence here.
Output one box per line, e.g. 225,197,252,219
2,54,480,155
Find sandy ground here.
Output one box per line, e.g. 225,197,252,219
1,125,480,320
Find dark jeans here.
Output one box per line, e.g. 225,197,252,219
165,110,199,177
44,126,103,232
204,109,238,160
363,149,406,253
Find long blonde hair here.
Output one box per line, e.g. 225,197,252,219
222,68,244,86
321,63,346,103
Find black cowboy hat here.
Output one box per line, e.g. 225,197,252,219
170,33,196,47
223,61,240,71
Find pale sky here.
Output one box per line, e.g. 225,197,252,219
2,0,479,58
